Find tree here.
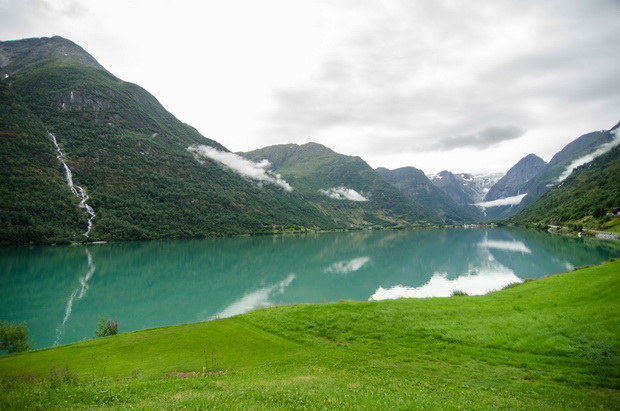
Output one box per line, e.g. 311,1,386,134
0,320,32,354
95,316,118,337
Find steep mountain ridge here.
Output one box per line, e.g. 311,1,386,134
240,143,441,226
0,36,344,244
430,171,500,204
484,154,547,202
516,122,620,212
0,36,105,77
509,143,620,226
376,167,482,223
427,171,496,220
1,36,617,244
0,79,87,244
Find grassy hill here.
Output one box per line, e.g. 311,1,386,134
1,260,618,409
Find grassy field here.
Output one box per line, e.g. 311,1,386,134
1,260,619,409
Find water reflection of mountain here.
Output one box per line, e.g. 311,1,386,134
1,228,618,349
482,228,619,278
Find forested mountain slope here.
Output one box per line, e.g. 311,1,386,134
1,36,617,244
0,37,342,244
376,167,482,223
240,143,441,226
516,122,620,212
508,144,620,227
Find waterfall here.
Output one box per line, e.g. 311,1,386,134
49,132,96,236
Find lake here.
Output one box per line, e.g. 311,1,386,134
1,227,618,350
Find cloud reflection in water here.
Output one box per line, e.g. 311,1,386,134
370,236,532,300
324,256,371,274
478,239,531,254
209,274,295,320
369,265,521,300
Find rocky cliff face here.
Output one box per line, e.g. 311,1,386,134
430,171,500,205
376,167,484,222
484,154,547,201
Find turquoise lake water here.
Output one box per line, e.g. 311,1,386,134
1,227,618,349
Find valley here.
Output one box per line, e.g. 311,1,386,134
1,34,619,410
1,36,619,245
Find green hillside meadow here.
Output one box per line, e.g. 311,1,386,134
1,260,619,409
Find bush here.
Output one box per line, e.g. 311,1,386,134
451,290,468,297
568,223,583,232
0,320,32,354
95,316,118,337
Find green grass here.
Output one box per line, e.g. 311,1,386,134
1,260,619,409
603,217,620,232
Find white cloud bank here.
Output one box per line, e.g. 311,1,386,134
188,145,292,192
557,129,620,182
476,193,527,208
319,187,368,201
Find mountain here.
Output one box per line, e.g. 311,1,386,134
428,171,500,220
2,36,617,244
0,76,88,244
484,154,547,202
1,36,353,244
475,154,548,220
0,36,106,77
430,171,501,205
509,122,620,216
240,143,440,226
509,142,620,227
375,167,482,223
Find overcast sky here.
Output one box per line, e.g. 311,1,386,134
1,0,619,174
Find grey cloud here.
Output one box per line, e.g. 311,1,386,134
482,0,620,104
431,126,526,151
263,0,619,159
34,0,86,17
486,34,620,104
0,0,88,38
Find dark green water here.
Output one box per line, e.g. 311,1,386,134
1,228,618,349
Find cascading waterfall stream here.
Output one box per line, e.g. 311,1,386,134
49,132,95,236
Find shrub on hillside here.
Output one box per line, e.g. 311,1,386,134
95,316,118,337
0,320,32,354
